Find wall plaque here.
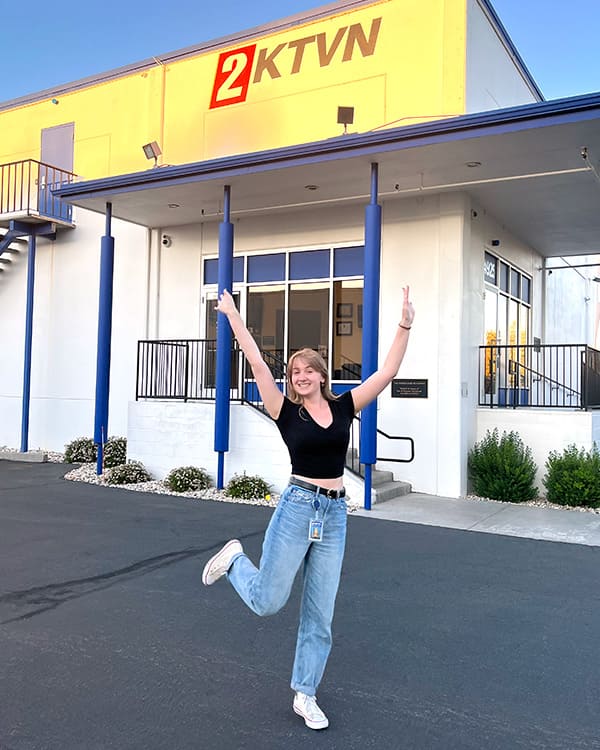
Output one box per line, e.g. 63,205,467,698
391,379,428,398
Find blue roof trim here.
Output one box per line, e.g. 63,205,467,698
55,92,600,203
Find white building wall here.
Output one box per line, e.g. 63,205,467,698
127,400,291,490
0,208,149,451
465,0,540,112
367,193,468,496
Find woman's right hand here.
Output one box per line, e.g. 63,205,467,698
215,289,236,315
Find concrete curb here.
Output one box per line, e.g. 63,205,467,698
0,450,48,463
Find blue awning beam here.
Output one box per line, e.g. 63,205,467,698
94,202,115,475
214,185,234,489
20,235,37,453
15,220,57,454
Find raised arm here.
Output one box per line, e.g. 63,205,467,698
350,286,415,413
215,290,284,419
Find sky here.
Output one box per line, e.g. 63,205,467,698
2,0,599,103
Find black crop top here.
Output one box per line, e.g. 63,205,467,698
275,391,355,479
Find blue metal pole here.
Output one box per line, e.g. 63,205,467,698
214,186,234,489
360,163,382,510
20,235,36,453
94,203,115,475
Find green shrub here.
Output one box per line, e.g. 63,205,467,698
468,428,537,502
64,437,97,464
105,460,151,485
103,436,127,469
543,444,600,507
165,466,212,493
225,472,271,500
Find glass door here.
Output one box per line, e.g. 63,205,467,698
333,280,363,380
288,283,330,360
484,288,499,399
247,285,286,381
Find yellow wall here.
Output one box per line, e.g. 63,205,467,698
0,0,466,179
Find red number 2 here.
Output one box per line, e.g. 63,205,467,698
209,45,256,109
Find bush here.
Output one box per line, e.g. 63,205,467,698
64,437,97,464
468,428,537,503
105,460,151,485
165,466,212,493
103,436,127,469
225,472,271,500
543,444,600,507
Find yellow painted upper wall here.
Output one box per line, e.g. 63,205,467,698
0,0,467,180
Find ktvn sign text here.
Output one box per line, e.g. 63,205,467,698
209,17,382,109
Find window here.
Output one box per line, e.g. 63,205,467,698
289,284,330,356
484,252,531,348
203,246,365,384
333,280,362,380
247,253,285,282
483,252,532,397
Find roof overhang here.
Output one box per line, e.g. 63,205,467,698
56,93,600,258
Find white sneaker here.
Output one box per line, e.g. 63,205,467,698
293,691,329,730
202,540,243,585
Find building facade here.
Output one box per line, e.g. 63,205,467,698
2,0,600,500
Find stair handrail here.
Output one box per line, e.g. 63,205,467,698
508,358,579,398
349,413,415,466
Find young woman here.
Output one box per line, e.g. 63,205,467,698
202,287,415,730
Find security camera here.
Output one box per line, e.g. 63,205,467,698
161,234,172,248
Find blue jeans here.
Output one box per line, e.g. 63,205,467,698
227,483,347,696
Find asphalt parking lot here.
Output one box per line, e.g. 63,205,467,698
1,460,600,750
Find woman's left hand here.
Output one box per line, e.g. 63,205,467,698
401,286,415,328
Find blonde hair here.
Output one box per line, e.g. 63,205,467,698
286,348,337,403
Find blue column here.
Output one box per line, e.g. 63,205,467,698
359,163,382,510
20,235,37,453
214,186,234,488
94,203,115,474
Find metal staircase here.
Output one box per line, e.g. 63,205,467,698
0,232,25,280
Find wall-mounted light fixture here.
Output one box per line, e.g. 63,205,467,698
142,141,162,167
337,106,354,134
51,98,59,105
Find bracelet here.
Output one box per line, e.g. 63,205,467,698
399,324,411,330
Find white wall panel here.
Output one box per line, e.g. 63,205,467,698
0,207,149,450
466,0,539,112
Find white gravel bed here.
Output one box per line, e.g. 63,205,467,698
64,463,280,507
63,462,363,512
464,494,600,514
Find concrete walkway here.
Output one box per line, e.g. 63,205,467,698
355,492,600,547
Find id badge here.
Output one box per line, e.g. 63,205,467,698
308,519,323,542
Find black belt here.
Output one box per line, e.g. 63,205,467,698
290,477,346,499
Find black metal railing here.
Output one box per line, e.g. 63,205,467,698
136,339,244,401
479,343,600,409
346,413,415,476
0,159,76,224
